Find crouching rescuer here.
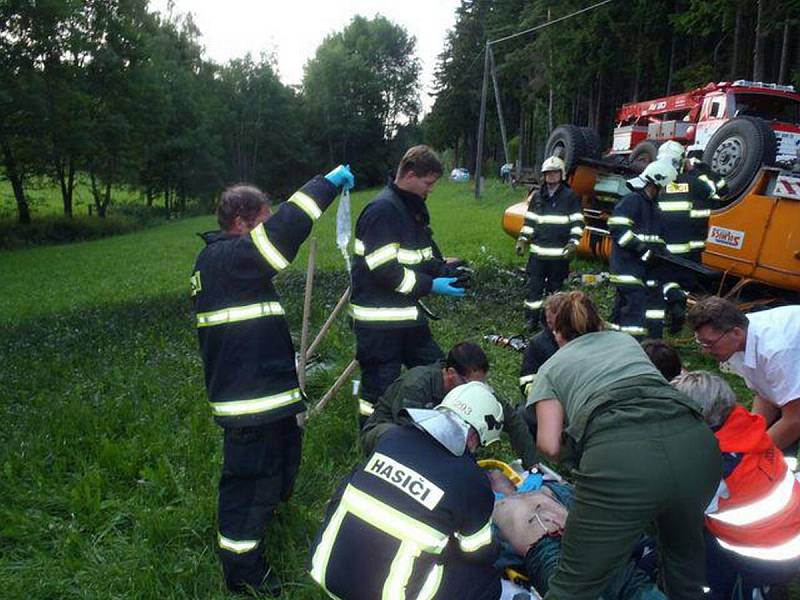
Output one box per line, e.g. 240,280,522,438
190,165,354,595
309,381,533,599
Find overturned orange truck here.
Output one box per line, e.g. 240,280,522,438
503,80,800,298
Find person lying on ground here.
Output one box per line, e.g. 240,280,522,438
487,468,666,600
673,371,800,600
360,341,538,468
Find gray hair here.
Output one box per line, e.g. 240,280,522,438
672,371,736,428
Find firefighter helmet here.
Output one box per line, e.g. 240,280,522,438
438,381,504,446
657,140,685,167
541,156,566,178
627,159,677,190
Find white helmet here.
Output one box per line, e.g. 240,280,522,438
541,156,566,178
627,159,677,190
438,381,504,446
657,140,685,168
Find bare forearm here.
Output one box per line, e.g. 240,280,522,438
767,416,800,451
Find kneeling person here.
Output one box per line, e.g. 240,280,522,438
361,342,538,469
310,382,529,599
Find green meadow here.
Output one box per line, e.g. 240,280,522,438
0,179,755,598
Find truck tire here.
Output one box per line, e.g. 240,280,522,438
629,140,661,171
703,117,777,200
545,125,587,174
579,127,602,160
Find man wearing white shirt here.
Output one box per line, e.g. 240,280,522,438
687,297,800,452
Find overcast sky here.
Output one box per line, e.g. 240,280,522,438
148,0,461,112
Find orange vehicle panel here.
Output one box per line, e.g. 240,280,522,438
704,171,800,292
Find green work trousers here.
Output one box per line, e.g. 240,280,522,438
545,412,721,600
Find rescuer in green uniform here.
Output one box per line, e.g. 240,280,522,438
361,342,538,469
527,290,721,600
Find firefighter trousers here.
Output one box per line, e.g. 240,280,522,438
611,279,666,338
218,417,302,591
544,413,720,600
525,257,570,325
354,324,443,424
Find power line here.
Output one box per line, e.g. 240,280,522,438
489,0,617,46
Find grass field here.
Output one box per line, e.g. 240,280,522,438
0,178,758,599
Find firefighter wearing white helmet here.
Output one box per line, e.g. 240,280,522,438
654,141,698,335
608,159,676,339
309,378,537,600
516,155,584,329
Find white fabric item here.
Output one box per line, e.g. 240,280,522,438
405,408,470,456
336,189,352,272
500,578,539,599
724,306,800,407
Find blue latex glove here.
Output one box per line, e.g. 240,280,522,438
431,277,465,297
325,164,355,191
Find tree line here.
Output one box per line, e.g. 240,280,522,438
0,1,422,224
424,0,800,174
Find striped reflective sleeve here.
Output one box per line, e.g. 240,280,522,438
397,247,434,265
569,211,584,222
520,226,533,237
535,214,570,224
607,216,633,227
349,304,419,323
718,533,800,562
456,519,493,553
530,244,567,257
288,190,322,221
690,209,711,218
709,469,796,527
354,238,366,255
666,243,692,254
689,240,706,249
358,398,375,417
395,268,417,294
659,200,693,212
415,564,444,600
524,299,544,310
609,274,644,286
519,373,536,388
210,388,302,417
218,533,259,554
645,309,665,320
196,301,284,327
365,243,399,270
570,225,584,237
250,223,290,272
618,230,635,247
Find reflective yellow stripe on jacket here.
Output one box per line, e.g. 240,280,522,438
210,388,302,417
196,301,284,327
310,485,449,599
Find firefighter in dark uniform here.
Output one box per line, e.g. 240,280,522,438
310,382,534,599
191,165,354,595
608,160,677,338
515,156,584,329
685,153,728,263
351,145,465,422
360,341,538,469
655,142,729,334
655,141,694,334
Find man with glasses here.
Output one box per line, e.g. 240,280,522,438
687,297,800,454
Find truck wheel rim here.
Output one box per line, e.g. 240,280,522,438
711,136,745,177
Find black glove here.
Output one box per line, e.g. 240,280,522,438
668,301,686,335
450,266,474,289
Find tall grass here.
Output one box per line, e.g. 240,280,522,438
0,179,757,598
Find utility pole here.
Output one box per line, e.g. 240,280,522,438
474,43,490,199
489,45,510,166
